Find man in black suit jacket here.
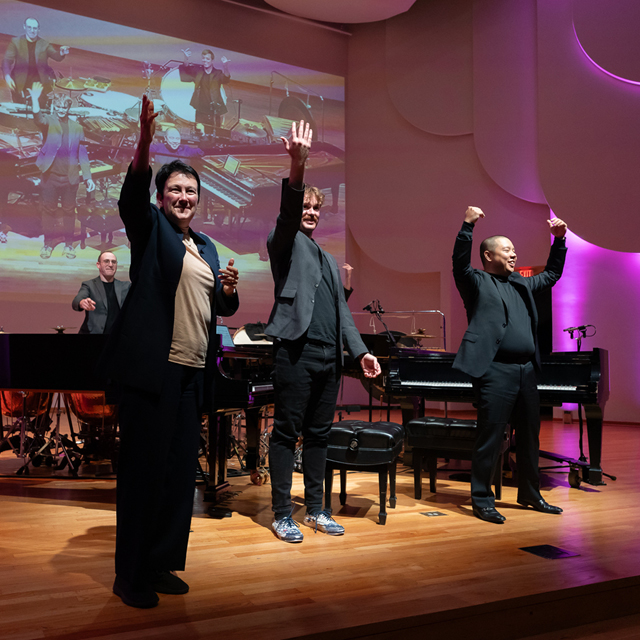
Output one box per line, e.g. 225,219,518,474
266,121,380,543
104,95,239,608
453,206,568,524
72,251,130,334
2,17,69,103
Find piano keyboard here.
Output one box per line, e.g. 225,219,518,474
395,380,578,391
200,169,253,208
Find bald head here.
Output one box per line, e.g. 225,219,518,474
480,235,517,276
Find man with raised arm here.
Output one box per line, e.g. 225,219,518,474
105,95,239,608
28,82,94,259
266,120,381,543
179,48,230,131
452,206,568,524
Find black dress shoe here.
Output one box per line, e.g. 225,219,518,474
517,498,563,514
150,570,189,595
113,576,159,609
472,504,506,524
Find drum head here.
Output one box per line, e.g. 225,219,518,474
80,91,139,114
161,67,196,123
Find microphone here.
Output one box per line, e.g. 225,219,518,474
377,300,385,314
563,325,587,332
363,301,375,312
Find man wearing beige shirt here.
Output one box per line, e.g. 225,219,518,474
104,95,239,609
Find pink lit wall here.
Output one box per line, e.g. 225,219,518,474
346,0,640,423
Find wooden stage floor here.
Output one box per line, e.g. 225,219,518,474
1,414,640,640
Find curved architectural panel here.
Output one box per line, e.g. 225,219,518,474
473,0,546,204
346,124,550,274
573,0,640,84
265,0,416,24
537,0,640,252
384,0,473,136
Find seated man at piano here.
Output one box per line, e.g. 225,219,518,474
102,95,239,608
266,120,381,543
72,251,130,334
149,127,204,167
452,206,568,524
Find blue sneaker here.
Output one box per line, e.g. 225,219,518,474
272,516,304,543
303,511,345,535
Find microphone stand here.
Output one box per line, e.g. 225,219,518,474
363,300,396,347
566,326,588,463
363,300,394,420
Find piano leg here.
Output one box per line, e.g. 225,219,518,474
204,411,232,516
583,405,605,486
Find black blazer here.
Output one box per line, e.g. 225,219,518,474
452,221,567,378
72,276,130,334
266,179,366,363
101,166,238,398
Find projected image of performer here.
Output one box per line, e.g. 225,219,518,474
28,82,95,260
452,206,568,524
72,251,131,334
266,120,381,543
149,127,204,166
179,48,230,131
3,17,69,104
104,95,239,608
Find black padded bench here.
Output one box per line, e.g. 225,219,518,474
405,417,508,500
325,420,404,525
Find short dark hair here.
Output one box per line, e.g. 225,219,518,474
24,17,40,28
202,49,214,59
155,160,201,200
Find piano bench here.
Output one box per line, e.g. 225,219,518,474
405,417,508,500
325,420,404,525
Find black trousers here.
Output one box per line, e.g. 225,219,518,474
41,172,79,246
269,340,340,521
115,362,204,589
471,360,542,508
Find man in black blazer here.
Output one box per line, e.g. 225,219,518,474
2,16,69,103
266,121,381,543
453,206,568,524
72,251,130,334
104,95,239,608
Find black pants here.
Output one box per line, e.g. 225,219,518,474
270,340,340,521
471,361,541,508
41,172,79,246
115,362,204,589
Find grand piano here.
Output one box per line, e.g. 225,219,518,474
385,347,610,486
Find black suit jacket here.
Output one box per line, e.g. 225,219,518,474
72,276,130,334
101,166,238,399
452,221,567,378
2,35,66,93
266,179,366,364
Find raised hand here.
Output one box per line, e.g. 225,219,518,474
60,46,70,56
548,217,568,238
181,47,192,60
26,81,43,102
465,206,485,224
139,94,159,143
280,120,312,165
218,258,239,296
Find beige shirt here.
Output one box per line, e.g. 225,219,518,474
168,234,216,368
